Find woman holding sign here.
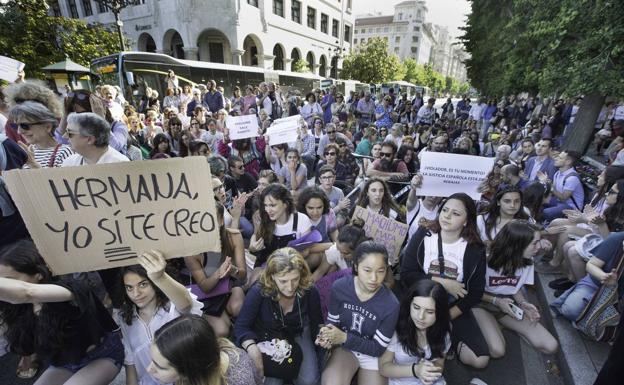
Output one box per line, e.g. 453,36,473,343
0,239,124,385
401,193,490,369
117,250,203,385
353,177,403,220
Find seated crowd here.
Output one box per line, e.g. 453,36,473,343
0,77,623,385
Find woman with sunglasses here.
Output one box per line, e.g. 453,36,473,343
9,101,74,168
235,247,322,384
315,143,350,184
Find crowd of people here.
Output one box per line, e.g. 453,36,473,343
0,72,623,385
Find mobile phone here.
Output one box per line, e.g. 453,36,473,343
508,302,524,320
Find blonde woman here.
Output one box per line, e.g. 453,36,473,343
234,248,322,385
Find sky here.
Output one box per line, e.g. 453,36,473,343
352,0,471,41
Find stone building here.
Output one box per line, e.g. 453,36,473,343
49,0,354,78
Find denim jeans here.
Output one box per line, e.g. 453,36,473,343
263,325,320,385
543,198,573,223
551,277,598,322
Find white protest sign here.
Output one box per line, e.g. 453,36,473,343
266,119,299,146
417,152,495,200
274,114,302,124
226,114,259,140
351,206,409,265
4,157,220,275
0,55,25,82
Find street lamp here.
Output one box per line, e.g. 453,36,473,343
94,0,135,51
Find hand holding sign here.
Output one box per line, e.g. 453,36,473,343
266,118,299,146
226,115,259,141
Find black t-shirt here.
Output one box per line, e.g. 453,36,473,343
234,172,258,194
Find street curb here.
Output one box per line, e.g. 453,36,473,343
534,272,610,385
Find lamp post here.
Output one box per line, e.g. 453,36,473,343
94,0,133,51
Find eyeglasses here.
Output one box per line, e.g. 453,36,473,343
326,131,336,134
380,152,393,158
320,175,335,180
324,152,336,156
338,144,346,147
67,92,88,101
17,122,43,130
314,121,322,125
171,123,182,127
607,189,618,196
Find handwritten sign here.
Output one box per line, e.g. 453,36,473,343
352,206,409,265
266,119,299,146
4,157,220,275
0,55,25,82
417,152,495,200
226,114,259,140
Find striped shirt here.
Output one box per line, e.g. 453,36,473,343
25,144,74,168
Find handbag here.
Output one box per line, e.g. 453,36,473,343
575,248,624,342
257,334,303,380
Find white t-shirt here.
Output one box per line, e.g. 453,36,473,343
366,205,398,220
61,146,129,167
423,233,467,282
386,332,451,385
324,244,349,270
485,265,534,296
477,214,496,242
407,200,439,239
274,212,312,238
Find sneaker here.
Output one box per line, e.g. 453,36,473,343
554,289,566,298
548,278,574,290
535,261,562,274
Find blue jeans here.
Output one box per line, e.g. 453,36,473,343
239,216,254,239
550,277,598,322
264,325,320,385
543,198,573,223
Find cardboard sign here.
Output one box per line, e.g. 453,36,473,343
273,114,302,124
0,55,25,82
226,114,259,140
4,157,220,275
417,152,495,200
266,119,299,145
351,206,409,265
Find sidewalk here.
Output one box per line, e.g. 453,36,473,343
535,270,611,385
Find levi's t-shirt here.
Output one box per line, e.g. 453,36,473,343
484,265,534,296
423,233,467,282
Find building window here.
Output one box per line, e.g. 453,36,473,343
307,6,315,28
384,27,389,32
376,27,381,33
82,0,92,16
332,19,339,38
413,26,420,32
411,46,418,53
398,13,403,20
394,47,400,54
67,0,79,18
247,0,258,6
412,36,419,43
395,36,400,43
417,10,422,18
368,28,372,33
273,0,284,17
344,25,351,42
291,1,301,23
97,1,107,12
49,1,62,16
321,13,328,33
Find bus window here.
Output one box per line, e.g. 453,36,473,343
91,56,120,89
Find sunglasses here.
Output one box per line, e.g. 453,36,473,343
324,152,336,156
67,92,88,101
326,130,336,134
380,152,393,158
17,122,43,130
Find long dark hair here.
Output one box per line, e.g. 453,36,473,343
337,218,371,252
0,240,63,357
355,177,402,217
154,314,222,385
591,166,624,206
522,182,551,223
488,220,538,276
215,202,235,262
397,280,450,359
257,183,295,244
427,193,483,246
119,264,170,325
604,180,624,232
481,187,528,240
149,133,172,158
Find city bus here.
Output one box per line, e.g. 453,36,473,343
90,52,323,107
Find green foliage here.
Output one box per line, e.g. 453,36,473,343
340,37,403,83
292,59,311,73
0,0,126,79
460,0,624,98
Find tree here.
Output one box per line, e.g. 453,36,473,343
292,59,310,73
0,0,126,79
340,37,403,83
402,58,427,85
460,0,624,153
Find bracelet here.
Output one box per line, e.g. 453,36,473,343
491,297,497,305
411,362,417,378
243,342,256,351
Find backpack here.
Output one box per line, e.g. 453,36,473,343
270,94,283,120
563,171,591,210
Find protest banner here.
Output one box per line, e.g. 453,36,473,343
4,157,220,275
266,119,299,145
274,114,302,124
417,152,495,200
351,206,409,265
226,114,259,140
0,55,25,82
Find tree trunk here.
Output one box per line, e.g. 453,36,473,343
563,91,605,154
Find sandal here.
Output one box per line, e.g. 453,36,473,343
16,354,39,379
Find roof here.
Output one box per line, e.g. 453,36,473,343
396,1,417,7
355,15,394,26
42,57,91,73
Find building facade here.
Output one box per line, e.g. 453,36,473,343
49,0,354,78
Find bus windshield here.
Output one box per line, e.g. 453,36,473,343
91,55,121,88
